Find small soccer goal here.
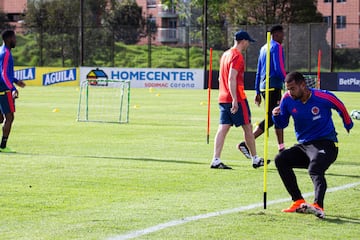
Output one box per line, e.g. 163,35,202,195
304,74,320,89
77,79,130,124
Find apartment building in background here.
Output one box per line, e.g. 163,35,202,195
317,0,360,48
136,0,179,45
0,0,27,29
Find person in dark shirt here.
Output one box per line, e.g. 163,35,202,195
238,25,287,159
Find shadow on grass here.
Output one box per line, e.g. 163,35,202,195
15,152,206,165
83,155,206,165
323,215,360,224
334,161,360,167
326,172,360,179
288,168,360,179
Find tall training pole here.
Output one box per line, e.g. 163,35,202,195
203,0,209,143
263,32,271,209
79,0,84,66
317,49,322,89
207,48,213,144
203,0,208,89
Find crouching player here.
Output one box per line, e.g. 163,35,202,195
272,71,353,218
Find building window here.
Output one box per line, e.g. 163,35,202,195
169,19,177,29
324,0,332,2
337,0,346,2
7,14,21,22
336,16,346,29
323,16,332,27
147,0,157,8
336,43,346,48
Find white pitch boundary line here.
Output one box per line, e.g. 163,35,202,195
108,181,360,240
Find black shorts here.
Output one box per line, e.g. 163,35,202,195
258,89,282,130
260,88,282,112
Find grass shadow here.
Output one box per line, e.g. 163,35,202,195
323,215,360,224
326,172,360,179
334,161,360,167
15,152,206,165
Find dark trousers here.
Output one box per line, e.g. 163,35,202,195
258,89,282,131
275,140,338,208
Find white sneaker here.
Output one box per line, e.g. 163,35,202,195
237,141,251,159
298,203,325,219
252,156,270,169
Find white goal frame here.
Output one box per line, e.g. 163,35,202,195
77,79,130,124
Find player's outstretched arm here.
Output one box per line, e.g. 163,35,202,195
327,92,353,132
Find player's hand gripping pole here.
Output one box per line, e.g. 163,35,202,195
263,32,271,209
206,48,213,144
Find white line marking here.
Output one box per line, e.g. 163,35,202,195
108,181,360,240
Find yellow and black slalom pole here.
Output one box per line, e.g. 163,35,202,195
263,32,271,209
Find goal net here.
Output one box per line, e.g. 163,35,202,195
77,79,130,123
304,74,320,89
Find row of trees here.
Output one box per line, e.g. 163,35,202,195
164,0,322,25
25,0,147,44
23,0,323,44
1,0,323,67
22,0,149,66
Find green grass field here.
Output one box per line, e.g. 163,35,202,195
1,87,359,240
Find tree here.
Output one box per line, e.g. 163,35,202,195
80,0,113,66
163,0,230,49
279,0,323,23
162,0,323,51
25,0,79,66
24,0,111,66
164,0,323,26
105,0,147,44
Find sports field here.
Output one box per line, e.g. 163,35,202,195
1,86,359,240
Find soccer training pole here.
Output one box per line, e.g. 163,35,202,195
207,48,213,144
317,49,322,89
263,32,271,209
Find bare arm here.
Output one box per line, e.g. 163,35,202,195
228,68,238,114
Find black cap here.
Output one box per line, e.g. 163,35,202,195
234,30,256,42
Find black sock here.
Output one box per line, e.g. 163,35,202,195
1,137,8,148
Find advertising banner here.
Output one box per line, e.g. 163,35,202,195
80,67,204,89
338,72,360,92
14,67,79,86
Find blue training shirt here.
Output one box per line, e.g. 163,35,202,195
0,44,17,91
255,39,286,94
272,88,353,143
